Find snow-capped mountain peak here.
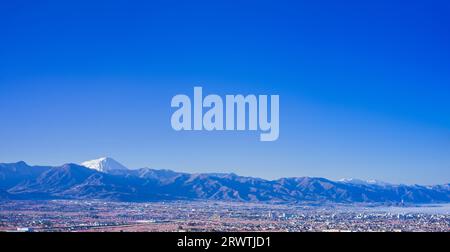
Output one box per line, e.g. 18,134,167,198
81,157,128,173
339,178,392,186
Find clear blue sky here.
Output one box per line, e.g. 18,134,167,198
1,0,449,184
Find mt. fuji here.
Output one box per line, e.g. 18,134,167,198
81,157,129,173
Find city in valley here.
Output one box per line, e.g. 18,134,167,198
0,200,449,232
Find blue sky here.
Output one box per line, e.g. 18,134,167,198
0,0,449,184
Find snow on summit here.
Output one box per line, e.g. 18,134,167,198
339,178,392,186
81,157,129,173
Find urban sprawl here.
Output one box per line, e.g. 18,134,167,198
0,200,449,232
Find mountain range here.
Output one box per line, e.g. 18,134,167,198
1,158,449,204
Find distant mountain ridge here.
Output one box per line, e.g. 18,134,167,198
0,159,449,204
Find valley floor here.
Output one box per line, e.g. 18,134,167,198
0,200,449,232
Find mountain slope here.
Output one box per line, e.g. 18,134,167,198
0,162,51,190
